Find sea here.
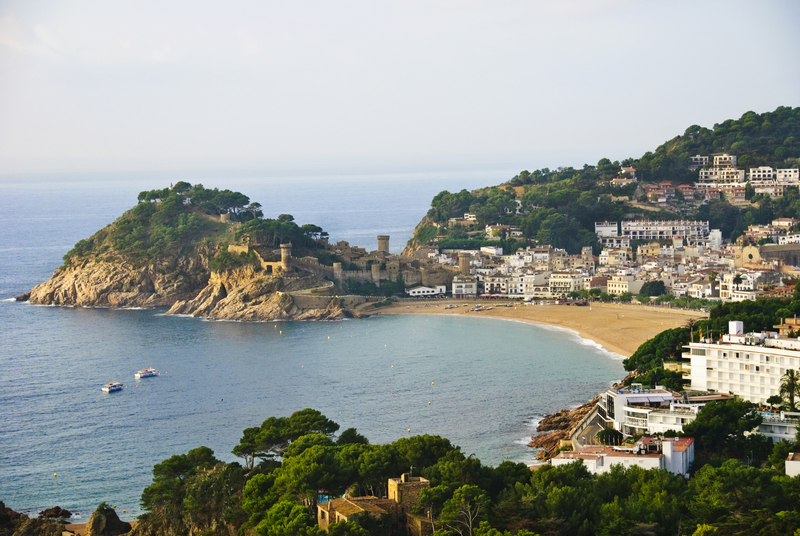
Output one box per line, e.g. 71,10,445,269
0,169,624,522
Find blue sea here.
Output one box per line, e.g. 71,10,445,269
0,169,623,522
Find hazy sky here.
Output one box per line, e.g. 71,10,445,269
1,0,798,176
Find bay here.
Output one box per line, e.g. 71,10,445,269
0,169,623,520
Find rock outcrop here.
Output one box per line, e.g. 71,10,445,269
166,267,356,321
38,507,71,519
85,506,131,536
7,518,64,536
528,397,599,459
21,247,214,308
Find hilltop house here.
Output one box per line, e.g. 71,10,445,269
317,474,432,535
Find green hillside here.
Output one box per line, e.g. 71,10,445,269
416,106,800,253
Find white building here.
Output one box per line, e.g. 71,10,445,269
597,386,683,435
406,285,446,297
787,453,800,478
697,168,746,187
776,169,800,182
684,321,800,406
621,220,710,240
714,153,737,168
595,221,619,238
451,275,478,297
708,229,723,250
548,271,585,297
480,245,503,256
606,274,644,296
552,437,694,478
779,234,800,245
757,411,800,443
749,166,775,181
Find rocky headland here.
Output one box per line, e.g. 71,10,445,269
15,183,369,322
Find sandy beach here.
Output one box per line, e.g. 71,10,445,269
364,300,706,358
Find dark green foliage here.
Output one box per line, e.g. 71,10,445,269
337,428,369,446
704,298,793,335
232,410,341,471
639,280,666,297
236,217,326,250
623,328,690,372
414,225,438,244
254,500,321,536
637,106,800,182
140,405,800,536
62,184,329,267
623,368,685,392
681,399,762,461
139,447,250,534
208,249,261,272
688,460,800,534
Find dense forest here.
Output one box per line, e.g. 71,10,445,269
77,405,799,536
417,106,800,254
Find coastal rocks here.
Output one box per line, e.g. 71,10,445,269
21,248,213,308
529,430,570,458
1,502,24,522
528,397,600,459
38,507,71,519
536,397,599,432
85,506,131,536
8,518,64,536
166,268,343,321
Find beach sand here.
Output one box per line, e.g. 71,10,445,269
364,300,706,358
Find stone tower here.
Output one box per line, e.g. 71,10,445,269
388,474,430,516
371,264,381,287
280,243,292,271
333,262,343,281
458,252,471,275
377,235,390,253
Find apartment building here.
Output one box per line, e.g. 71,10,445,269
607,274,645,295
548,271,585,297
714,153,737,168
684,321,800,405
620,220,710,240
689,155,709,170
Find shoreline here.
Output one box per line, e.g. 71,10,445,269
363,300,706,358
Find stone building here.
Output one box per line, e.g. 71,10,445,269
317,474,431,535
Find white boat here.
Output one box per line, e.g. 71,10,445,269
102,381,123,393
135,368,159,379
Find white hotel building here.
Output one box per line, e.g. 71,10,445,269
620,220,710,240
683,321,799,406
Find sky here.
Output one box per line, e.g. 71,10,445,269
1,0,799,176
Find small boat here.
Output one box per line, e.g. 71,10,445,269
135,368,159,379
102,381,123,393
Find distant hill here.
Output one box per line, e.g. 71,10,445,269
409,106,800,254
634,106,800,183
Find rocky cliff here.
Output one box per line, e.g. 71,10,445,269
18,247,214,308
166,267,356,321
527,397,599,459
